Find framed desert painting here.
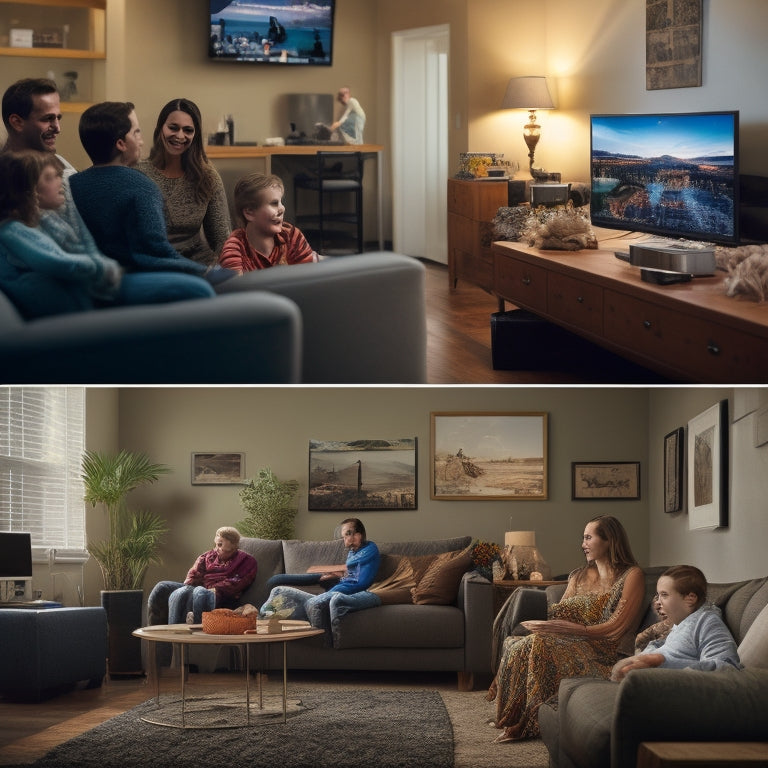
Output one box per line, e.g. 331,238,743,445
191,453,245,485
308,438,417,510
687,399,729,530
430,412,548,500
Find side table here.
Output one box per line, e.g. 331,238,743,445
636,741,768,768
492,579,567,617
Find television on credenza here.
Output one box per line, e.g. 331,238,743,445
590,111,739,245
209,0,335,65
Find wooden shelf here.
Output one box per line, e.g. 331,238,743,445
0,46,103,58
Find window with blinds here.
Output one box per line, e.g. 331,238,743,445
0,387,87,563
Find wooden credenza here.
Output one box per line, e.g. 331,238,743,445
447,178,509,294
492,232,768,383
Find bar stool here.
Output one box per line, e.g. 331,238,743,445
293,151,364,254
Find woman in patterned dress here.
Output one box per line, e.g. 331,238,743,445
487,515,646,742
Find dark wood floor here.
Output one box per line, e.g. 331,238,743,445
422,259,668,384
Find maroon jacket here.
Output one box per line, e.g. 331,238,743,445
184,549,257,607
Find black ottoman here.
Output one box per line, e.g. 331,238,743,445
491,309,577,370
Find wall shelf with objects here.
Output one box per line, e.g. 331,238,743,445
0,0,106,60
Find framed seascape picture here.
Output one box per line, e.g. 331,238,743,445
191,452,245,485
308,438,417,510
571,462,640,500
687,400,729,530
430,412,548,500
663,427,685,513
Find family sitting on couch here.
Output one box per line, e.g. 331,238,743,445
0,78,320,321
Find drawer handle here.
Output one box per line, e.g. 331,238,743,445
707,342,721,356
522,276,531,286
576,296,584,303
642,320,652,329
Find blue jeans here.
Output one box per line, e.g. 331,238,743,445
260,586,382,645
149,580,215,624
105,272,215,307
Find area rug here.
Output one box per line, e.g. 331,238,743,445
12,690,453,768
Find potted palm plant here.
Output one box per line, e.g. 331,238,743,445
82,450,170,676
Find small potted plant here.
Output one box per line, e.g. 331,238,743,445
82,449,169,675
238,466,299,540
470,540,502,581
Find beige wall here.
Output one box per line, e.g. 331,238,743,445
73,386,650,605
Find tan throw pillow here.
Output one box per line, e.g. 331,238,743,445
408,553,439,585
411,548,473,605
370,556,417,605
738,603,768,668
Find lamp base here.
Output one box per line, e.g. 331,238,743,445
531,168,561,182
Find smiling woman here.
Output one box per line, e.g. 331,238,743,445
136,98,232,267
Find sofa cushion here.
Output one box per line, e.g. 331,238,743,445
332,604,464,649
738,602,768,668
411,548,473,605
282,538,346,574
235,537,287,607
377,536,472,557
370,556,416,605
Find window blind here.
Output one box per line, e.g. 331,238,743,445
0,387,87,562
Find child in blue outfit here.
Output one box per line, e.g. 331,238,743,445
611,564,741,681
261,517,381,645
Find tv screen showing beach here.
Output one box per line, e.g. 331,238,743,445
209,1,334,65
590,112,739,244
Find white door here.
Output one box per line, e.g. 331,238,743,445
392,25,449,263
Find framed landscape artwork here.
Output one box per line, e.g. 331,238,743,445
191,452,245,485
571,462,641,500
308,438,417,510
430,412,548,500
687,400,729,530
663,427,685,513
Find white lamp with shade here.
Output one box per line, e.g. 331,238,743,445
500,76,555,180
503,530,551,580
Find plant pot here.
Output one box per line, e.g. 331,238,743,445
101,589,144,677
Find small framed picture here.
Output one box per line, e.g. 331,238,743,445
663,427,685,513
687,400,728,530
571,462,640,500
191,453,245,485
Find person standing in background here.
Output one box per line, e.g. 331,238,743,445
331,87,366,145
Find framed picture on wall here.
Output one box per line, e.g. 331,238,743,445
687,400,729,530
191,453,245,485
663,427,685,513
430,412,548,500
308,438,417,510
571,462,641,500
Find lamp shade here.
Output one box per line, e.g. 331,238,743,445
500,76,554,111
504,530,536,548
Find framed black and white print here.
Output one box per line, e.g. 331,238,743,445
571,462,641,500
191,453,245,485
663,427,685,513
687,400,728,530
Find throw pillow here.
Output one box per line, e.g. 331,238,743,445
737,602,768,668
411,548,473,605
370,556,417,605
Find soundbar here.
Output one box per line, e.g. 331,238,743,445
614,243,716,276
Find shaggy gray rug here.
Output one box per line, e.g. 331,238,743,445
16,690,453,768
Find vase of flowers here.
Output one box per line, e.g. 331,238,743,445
470,540,502,581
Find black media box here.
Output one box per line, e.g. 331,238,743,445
491,309,578,370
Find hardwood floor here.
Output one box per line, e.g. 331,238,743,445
422,259,668,385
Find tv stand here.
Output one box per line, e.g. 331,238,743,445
492,229,768,383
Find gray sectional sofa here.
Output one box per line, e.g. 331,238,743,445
147,534,494,689
521,571,768,768
0,251,426,384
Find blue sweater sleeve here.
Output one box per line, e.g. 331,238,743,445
329,542,380,594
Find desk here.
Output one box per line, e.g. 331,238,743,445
207,144,385,250
492,231,768,383
134,624,323,729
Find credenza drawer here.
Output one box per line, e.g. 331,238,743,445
604,289,768,382
547,272,603,336
494,256,548,313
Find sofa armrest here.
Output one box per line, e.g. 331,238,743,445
0,292,301,384
491,587,549,671
612,668,768,768
459,571,494,675
217,252,427,383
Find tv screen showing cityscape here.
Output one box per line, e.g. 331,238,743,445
209,0,334,65
590,111,739,244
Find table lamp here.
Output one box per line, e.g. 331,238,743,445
503,530,551,580
500,76,555,178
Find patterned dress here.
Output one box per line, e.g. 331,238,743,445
490,570,633,741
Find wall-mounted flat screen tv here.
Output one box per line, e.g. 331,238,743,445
209,1,334,65
590,111,739,245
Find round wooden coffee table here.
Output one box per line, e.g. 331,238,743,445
133,624,323,728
